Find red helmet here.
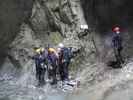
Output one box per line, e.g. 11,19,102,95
113,26,120,32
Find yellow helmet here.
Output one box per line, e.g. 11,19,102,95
48,48,56,53
40,47,44,52
35,48,41,53
34,46,45,53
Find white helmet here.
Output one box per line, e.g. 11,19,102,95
80,25,88,30
58,43,64,48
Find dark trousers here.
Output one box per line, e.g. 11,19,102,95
36,65,46,85
59,62,69,81
114,48,124,66
48,64,57,84
59,64,64,81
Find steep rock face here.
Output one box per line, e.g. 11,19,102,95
8,24,39,68
0,0,34,66
30,0,86,36
7,0,96,71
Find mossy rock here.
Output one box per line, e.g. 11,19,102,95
69,54,83,72
49,32,63,45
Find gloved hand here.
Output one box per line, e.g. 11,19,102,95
62,59,66,63
41,63,44,66
70,58,74,63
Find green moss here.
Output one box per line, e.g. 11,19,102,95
69,54,83,72
49,32,63,45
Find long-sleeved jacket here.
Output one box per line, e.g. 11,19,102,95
32,50,48,68
112,33,122,49
47,52,58,66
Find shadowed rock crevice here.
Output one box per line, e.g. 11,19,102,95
0,0,34,66
81,0,133,32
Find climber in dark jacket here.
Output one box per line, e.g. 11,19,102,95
32,47,47,86
57,43,73,82
47,47,58,85
112,27,124,67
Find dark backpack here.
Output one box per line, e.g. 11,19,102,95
62,47,73,62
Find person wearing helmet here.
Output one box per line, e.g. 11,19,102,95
47,47,58,85
32,47,48,86
112,26,124,67
58,43,64,48
57,43,73,82
57,46,64,82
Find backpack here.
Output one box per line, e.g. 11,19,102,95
62,47,73,62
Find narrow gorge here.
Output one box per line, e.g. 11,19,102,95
1,0,133,100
